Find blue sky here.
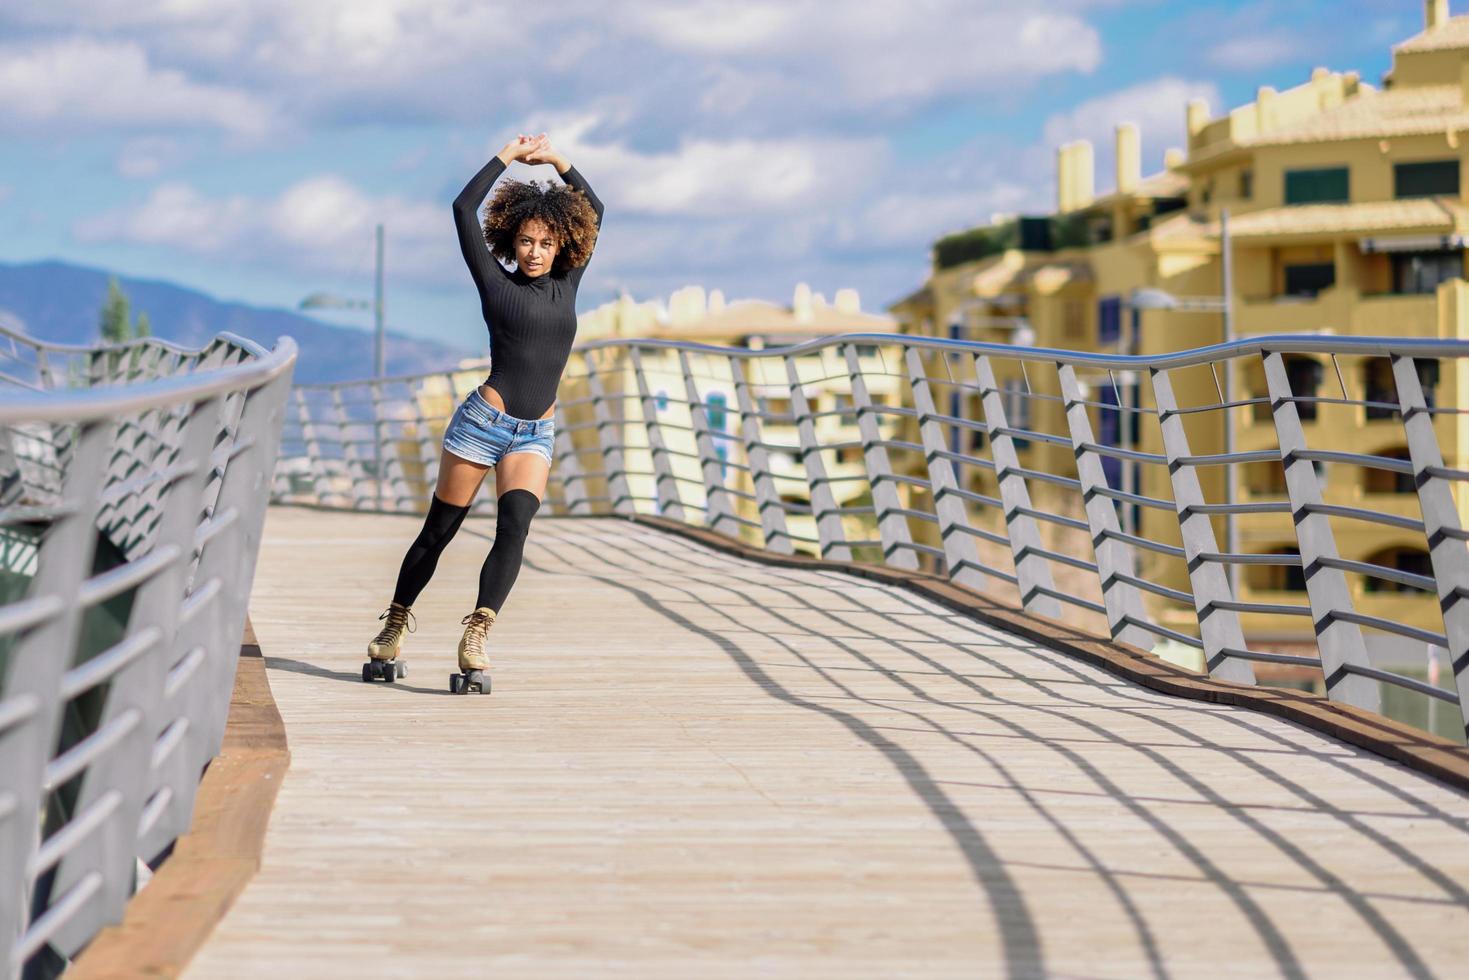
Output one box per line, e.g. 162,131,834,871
0,0,1419,355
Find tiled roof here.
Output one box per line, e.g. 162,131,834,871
1395,16,1469,53
1239,84,1469,147
1211,197,1465,240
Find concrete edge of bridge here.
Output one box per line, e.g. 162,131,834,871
69,617,290,978
629,513,1469,796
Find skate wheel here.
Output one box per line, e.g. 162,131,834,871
361,662,374,682
462,669,489,695
396,660,406,679
449,673,463,694
383,661,396,683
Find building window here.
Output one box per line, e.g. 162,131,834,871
1362,447,1415,494
1391,250,1461,294
1097,295,1122,344
1239,168,1254,199
1248,547,1306,592
1283,262,1335,297
1283,355,1324,421
1362,547,1433,593
714,443,729,480
758,395,790,421
706,392,728,430
1394,159,1460,198
1363,359,1438,420
655,389,669,412
1002,378,1031,451
1285,166,1349,204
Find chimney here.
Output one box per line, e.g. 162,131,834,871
793,282,813,322
1072,139,1095,208
1164,147,1186,170
1427,0,1449,31
1056,142,1073,211
1255,86,1277,133
1115,123,1140,194
834,288,860,314
1186,98,1210,139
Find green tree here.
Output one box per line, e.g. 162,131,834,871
98,277,152,343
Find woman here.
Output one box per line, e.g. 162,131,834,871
362,131,603,692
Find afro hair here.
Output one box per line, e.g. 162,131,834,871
482,177,600,276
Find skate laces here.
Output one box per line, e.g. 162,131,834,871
459,609,494,650
374,604,415,643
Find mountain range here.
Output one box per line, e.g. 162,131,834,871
0,259,476,385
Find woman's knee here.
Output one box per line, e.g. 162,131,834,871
494,488,540,541
418,494,471,546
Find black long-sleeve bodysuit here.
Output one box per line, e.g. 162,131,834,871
451,155,604,420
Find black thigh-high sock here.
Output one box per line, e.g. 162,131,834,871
391,494,471,606
475,489,541,612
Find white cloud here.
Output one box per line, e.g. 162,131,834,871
116,137,189,179
516,113,889,219
0,1,1105,139
629,1,1102,111
1042,76,1220,191
1206,35,1300,71
77,176,454,282
0,37,273,137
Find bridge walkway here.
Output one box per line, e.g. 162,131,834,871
186,507,1469,978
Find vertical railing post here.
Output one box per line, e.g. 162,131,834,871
1151,366,1256,684
585,350,634,516
329,387,368,510
1392,353,1469,738
733,357,791,553
1058,364,1151,648
786,353,851,561
974,354,1060,618
681,350,739,537
905,346,989,589
0,419,111,971
1263,350,1378,710
631,346,684,520
845,343,915,569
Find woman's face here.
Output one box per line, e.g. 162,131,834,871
515,218,558,277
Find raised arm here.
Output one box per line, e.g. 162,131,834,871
452,150,514,296
552,159,603,286
557,162,604,228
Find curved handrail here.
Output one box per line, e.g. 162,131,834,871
271,330,1469,750
0,328,296,978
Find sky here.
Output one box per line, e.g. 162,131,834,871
0,0,1420,355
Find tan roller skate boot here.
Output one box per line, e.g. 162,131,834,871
363,602,414,683
451,606,496,695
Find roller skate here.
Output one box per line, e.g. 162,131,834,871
362,602,414,683
449,606,495,695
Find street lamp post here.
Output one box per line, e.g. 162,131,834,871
300,222,387,510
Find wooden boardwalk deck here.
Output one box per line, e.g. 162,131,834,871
187,507,1469,978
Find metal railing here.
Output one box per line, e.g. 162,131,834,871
0,326,296,978
271,333,1469,742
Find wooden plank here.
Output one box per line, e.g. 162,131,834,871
187,508,1469,978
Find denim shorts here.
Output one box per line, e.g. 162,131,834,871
442,387,555,467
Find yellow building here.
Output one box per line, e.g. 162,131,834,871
890,3,1469,687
